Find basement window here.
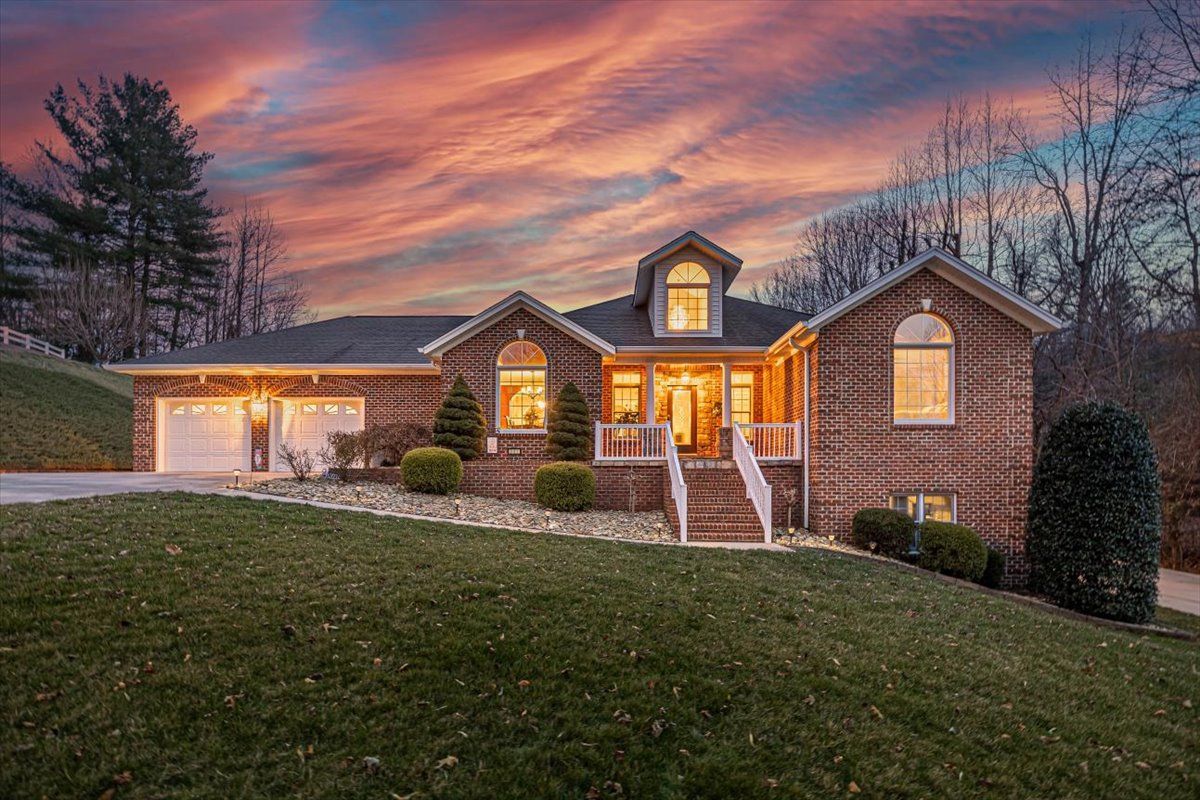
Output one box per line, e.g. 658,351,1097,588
891,492,955,523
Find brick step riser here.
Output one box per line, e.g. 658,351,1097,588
688,534,765,542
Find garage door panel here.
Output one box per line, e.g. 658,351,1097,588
162,397,249,472
275,399,364,470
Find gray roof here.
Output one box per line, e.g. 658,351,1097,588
116,294,808,367
119,315,469,366
565,295,808,348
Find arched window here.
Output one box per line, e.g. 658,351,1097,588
893,313,953,423
666,261,710,331
497,341,547,431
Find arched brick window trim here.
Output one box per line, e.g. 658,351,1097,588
157,376,252,397
495,338,549,432
891,309,955,424
270,376,368,397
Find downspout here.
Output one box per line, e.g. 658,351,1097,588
802,344,810,530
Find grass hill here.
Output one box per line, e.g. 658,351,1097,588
0,346,132,470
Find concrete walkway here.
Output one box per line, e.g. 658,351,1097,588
1159,568,1200,616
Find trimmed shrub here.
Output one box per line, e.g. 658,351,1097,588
547,381,591,461
917,521,987,581
433,375,486,460
320,429,364,481
534,462,596,511
400,447,463,494
851,507,915,557
1028,401,1161,623
981,547,1006,588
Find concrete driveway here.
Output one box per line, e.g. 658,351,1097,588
1159,568,1200,616
0,472,239,504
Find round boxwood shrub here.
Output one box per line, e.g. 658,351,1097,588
981,547,1006,589
917,521,987,581
1028,401,1161,623
851,507,915,557
534,462,596,511
400,447,463,494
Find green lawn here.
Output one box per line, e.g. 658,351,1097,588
0,347,133,470
0,495,1195,799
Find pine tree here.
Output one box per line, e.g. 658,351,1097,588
546,381,591,461
433,375,486,460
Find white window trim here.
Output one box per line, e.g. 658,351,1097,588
892,320,955,426
664,262,712,334
496,347,548,435
892,491,957,523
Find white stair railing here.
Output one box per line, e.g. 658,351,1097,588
737,422,803,461
664,422,688,542
0,326,65,359
732,422,773,542
594,423,668,461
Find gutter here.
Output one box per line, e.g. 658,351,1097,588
104,362,440,376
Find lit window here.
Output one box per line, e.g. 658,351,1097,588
343,404,359,415
170,403,186,416
890,492,955,523
212,403,228,415
234,401,247,415
612,371,642,425
301,403,317,415
893,313,952,422
323,403,340,415
498,341,547,430
191,403,206,415
666,261,710,331
731,371,754,425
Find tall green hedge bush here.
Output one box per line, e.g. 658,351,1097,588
546,381,591,460
433,375,486,460
1028,401,1161,623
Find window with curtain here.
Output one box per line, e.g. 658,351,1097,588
893,313,953,422
666,261,710,331
731,370,754,425
497,341,547,430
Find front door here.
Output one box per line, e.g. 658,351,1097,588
669,386,698,453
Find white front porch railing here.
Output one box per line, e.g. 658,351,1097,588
732,422,773,542
594,423,668,461
664,422,688,542
738,422,803,461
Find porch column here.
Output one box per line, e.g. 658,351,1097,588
721,363,732,427
646,362,656,424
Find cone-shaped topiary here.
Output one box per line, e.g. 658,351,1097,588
433,375,486,460
546,381,591,461
1028,401,1161,623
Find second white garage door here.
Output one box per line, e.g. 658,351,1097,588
273,399,365,469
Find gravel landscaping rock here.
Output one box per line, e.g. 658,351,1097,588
247,478,676,542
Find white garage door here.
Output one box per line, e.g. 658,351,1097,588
163,399,250,472
274,399,364,469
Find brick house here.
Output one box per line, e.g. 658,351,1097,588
110,231,1061,582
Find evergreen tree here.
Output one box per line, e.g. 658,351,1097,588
546,381,591,461
433,375,486,460
5,74,224,356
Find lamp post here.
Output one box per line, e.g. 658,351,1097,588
233,468,241,488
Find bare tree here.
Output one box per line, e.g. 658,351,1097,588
33,255,139,362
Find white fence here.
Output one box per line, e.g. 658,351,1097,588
732,423,773,542
0,327,65,359
664,422,688,542
738,422,803,461
594,423,669,461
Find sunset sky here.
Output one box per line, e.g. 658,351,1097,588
0,0,1135,318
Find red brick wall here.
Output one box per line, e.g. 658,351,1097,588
807,268,1035,585
132,373,441,472
439,307,604,459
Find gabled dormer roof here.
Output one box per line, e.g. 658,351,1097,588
632,231,743,306
419,290,616,358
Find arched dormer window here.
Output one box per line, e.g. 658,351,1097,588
893,313,953,423
497,341,547,431
666,262,710,331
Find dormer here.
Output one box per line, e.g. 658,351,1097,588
631,231,743,338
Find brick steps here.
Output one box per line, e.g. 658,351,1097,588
676,460,766,542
